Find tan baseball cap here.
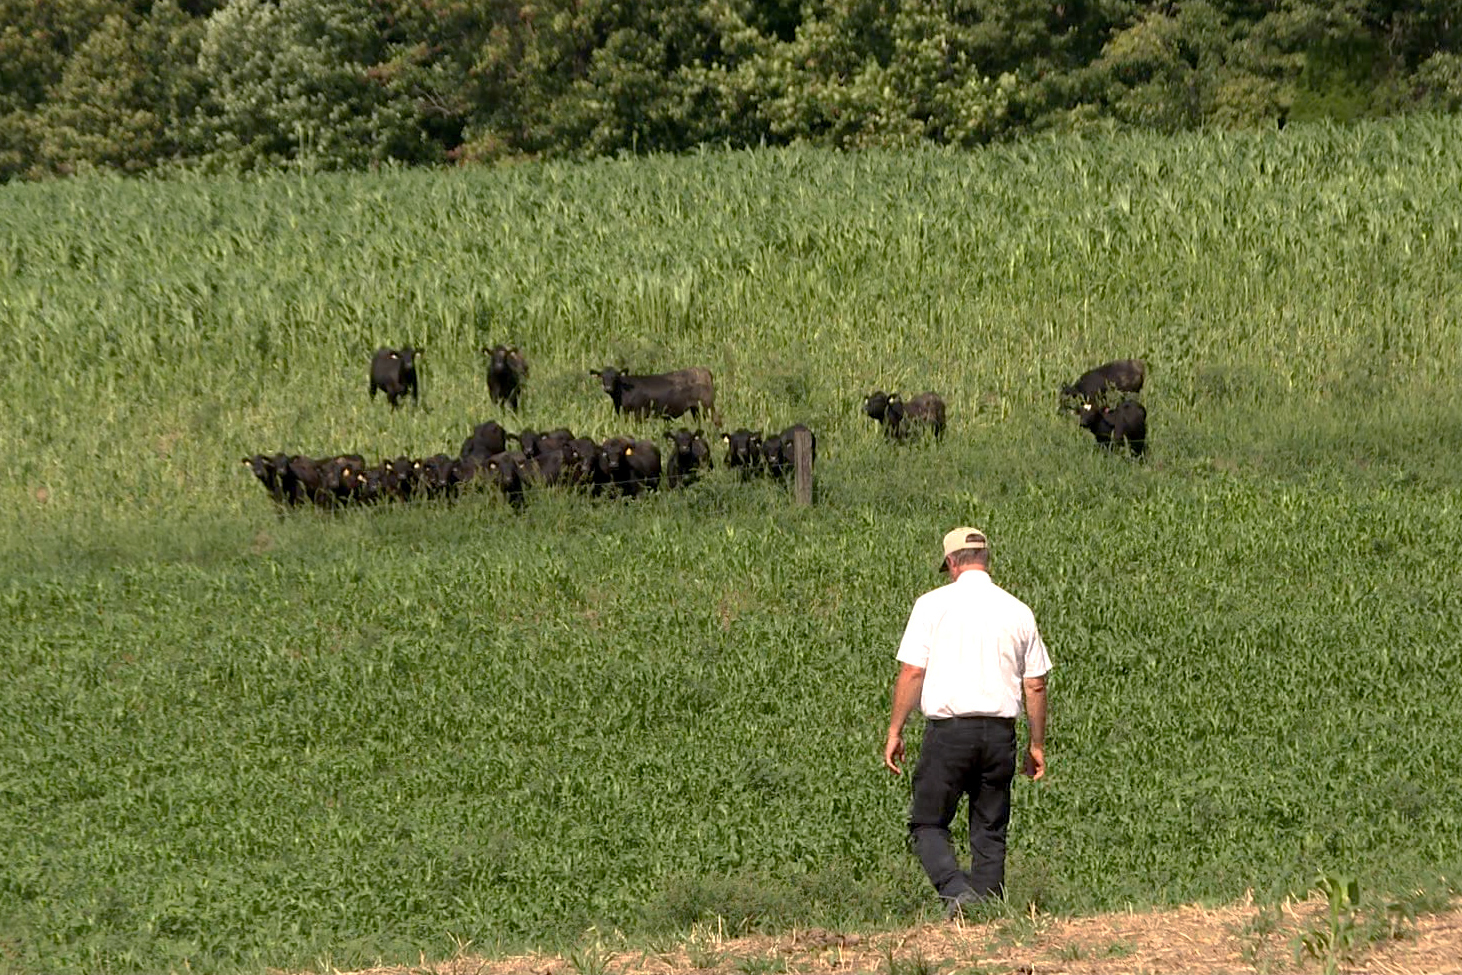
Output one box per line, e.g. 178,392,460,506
938,526,989,571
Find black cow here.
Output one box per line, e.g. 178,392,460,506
483,451,528,508
722,428,763,479
763,424,817,479
865,390,946,441
515,427,574,458
355,465,388,505
242,453,290,505
484,344,528,411
1061,358,1146,411
461,420,510,463
382,456,422,501
600,437,661,497
369,347,422,409
864,391,900,439
1078,399,1147,458
903,393,946,439
562,438,606,493
453,451,522,502
418,454,458,500
319,453,367,506
665,428,713,488
527,447,568,488
283,455,326,507
590,366,718,423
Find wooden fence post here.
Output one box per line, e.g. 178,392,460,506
793,427,814,506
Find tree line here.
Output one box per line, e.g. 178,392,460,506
2,0,1459,182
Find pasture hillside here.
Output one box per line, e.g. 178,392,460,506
2,117,1462,975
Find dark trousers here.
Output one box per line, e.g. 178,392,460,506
908,715,1017,902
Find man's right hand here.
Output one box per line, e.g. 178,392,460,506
884,731,905,775
1023,744,1046,780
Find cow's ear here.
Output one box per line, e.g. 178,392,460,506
589,369,600,376
694,429,703,438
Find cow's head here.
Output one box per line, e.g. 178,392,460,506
864,391,892,421
667,428,697,455
589,366,623,394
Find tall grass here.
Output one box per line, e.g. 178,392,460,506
2,115,1461,974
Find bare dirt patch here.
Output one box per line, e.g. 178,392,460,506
295,899,1462,975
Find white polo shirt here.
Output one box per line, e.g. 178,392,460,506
896,570,1052,719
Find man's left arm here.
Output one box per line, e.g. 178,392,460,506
1022,675,1047,780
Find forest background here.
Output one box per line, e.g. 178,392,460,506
3,0,1461,182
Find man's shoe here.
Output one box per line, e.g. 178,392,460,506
945,888,985,920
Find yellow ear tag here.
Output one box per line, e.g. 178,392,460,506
625,447,633,455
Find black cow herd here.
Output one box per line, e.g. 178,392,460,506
242,421,729,511
243,349,1148,513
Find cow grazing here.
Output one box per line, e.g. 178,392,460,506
590,366,718,423
1061,358,1146,411
665,428,713,488
600,436,661,497
484,345,528,411
722,428,763,479
369,347,422,409
1078,399,1147,458
461,421,510,463
865,391,945,441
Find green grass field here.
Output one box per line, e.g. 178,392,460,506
3,115,1462,974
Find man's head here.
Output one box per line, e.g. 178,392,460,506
938,526,989,574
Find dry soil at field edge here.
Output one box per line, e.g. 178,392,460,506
305,898,1462,975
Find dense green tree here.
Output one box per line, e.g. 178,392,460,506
189,0,438,171
0,0,1456,178
451,0,771,160
34,2,205,175
0,0,124,180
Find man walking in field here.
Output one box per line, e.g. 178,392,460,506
884,527,1051,918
